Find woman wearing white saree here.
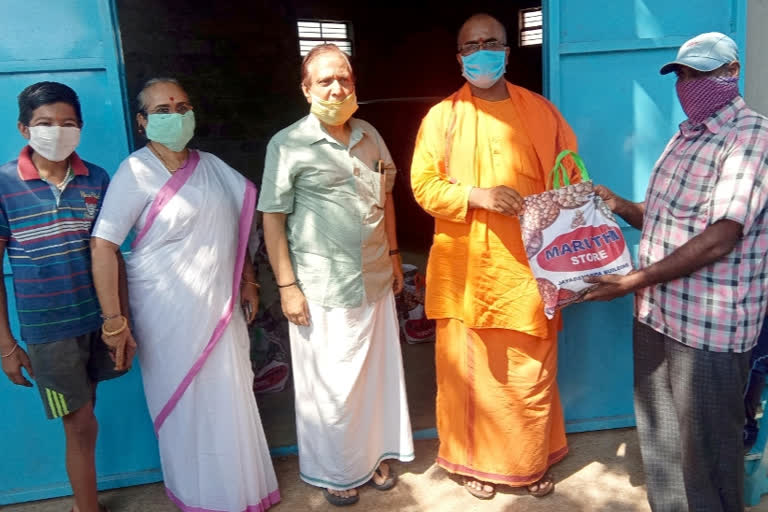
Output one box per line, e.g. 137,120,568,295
90,78,280,512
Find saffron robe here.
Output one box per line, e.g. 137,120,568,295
411,82,579,485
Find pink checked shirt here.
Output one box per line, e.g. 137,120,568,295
636,97,768,353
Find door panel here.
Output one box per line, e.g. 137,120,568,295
544,0,746,432
0,1,160,504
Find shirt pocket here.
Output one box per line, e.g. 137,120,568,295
357,163,386,208
663,161,715,220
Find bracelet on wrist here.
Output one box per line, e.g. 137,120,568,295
102,316,128,337
1,342,19,358
242,279,261,289
277,280,298,289
389,249,400,256
100,312,121,321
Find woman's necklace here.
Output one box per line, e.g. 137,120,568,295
148,142,188,173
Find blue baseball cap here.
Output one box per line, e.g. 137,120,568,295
660,32,739,75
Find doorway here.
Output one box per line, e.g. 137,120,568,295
115,0,543,448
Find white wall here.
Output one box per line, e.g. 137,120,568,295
746,0,768,116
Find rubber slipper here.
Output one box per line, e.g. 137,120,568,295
323,488,359,507
368,465,397,491
527,473,555,497
462,477,495,499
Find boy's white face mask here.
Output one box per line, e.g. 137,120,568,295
28,125,81,162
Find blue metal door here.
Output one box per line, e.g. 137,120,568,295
543,0,747,432
0,1,162,504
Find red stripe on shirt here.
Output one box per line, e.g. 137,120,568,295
2,186,51,199
16,269,90,283
17,283,92,298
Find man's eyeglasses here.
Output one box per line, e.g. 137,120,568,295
459,40,507,56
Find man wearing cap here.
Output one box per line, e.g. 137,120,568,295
584,33,768,510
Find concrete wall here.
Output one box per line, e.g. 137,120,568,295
114,1,542,250
746,0,768,115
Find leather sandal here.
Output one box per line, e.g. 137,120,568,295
462,477,495,499
368,464,397,491
527,472,555,497
323,488,359,507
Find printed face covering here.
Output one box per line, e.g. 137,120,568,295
676,76,739,125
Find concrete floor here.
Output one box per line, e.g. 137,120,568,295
7,428,768,512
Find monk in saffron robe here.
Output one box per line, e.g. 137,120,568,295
410,13,580,500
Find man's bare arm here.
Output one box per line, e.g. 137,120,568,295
584,219,742,301
262,212,310,326
594,185,645,230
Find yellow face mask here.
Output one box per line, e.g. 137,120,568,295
310,92,359,126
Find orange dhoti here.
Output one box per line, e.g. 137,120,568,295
434,319,567,486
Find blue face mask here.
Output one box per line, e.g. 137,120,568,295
145,111,196,152
461,50,506,89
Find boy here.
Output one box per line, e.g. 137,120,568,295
0,82,129,512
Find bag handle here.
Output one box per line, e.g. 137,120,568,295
550,149,590,189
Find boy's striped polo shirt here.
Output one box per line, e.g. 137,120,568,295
0,146,109,343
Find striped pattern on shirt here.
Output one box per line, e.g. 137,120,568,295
0,147,109,343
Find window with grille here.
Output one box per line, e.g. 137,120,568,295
297,20,353,56
519,7,543,47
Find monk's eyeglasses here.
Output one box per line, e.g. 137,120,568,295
459,40,507,56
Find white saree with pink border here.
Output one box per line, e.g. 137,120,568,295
93,147,279,512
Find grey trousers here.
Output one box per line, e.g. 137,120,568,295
633,320,751,512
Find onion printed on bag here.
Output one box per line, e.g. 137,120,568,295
520,150,633,318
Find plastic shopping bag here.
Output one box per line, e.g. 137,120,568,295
520,150,633,318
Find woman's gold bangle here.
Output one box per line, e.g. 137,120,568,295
102,316,128,337
242,279,261,289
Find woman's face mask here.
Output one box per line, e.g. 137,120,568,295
144,110,196,152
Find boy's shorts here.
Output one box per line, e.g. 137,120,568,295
26,330,128,419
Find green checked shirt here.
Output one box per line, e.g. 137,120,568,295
258,114,397,308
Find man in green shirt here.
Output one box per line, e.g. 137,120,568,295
258,43,413,507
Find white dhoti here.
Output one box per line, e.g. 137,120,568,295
289,291,414,490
